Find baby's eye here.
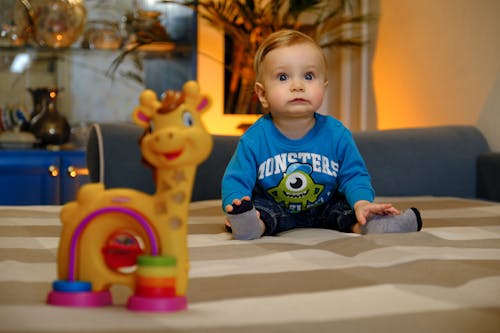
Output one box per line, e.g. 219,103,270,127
304,72,314,80
278,73,288,81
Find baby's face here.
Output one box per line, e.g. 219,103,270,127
255,42,328,119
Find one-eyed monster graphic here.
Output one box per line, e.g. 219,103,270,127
267,162,324,212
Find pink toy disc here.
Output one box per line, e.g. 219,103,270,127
127,295,187,312
47,290,112,307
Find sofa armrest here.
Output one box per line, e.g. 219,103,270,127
477,152,500,202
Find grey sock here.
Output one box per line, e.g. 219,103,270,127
362,207,423,234
227,205,264,240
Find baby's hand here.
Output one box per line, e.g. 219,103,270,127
224,196,265,240
354,200,400,225
225,196,251,227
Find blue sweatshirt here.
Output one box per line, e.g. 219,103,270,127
221,113,375,212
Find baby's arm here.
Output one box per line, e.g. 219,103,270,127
225,197,265,240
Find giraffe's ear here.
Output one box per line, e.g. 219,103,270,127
196,95,211,113
132,106,152,128
132,90,160,128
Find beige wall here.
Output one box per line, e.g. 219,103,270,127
373,0,500,151
198,0,500,148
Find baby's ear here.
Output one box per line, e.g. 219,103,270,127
324,80,329,88
254,82,269,109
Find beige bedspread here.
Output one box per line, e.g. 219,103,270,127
1,197,500,333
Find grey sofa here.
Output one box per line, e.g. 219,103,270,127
86,123,500,202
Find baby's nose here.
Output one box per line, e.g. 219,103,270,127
290,79,305,91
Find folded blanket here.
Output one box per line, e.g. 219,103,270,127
1,196,499,333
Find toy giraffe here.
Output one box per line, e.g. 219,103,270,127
47,81,213,311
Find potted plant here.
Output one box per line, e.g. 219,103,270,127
161,0,377,114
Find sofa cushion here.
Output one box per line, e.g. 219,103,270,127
88,123,491,201
354,126,490,198
86,123,240,201
87,123,155,195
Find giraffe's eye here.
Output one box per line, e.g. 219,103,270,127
182,111,194,127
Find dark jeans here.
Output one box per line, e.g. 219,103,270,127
253,189,357,236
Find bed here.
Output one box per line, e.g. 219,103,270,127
1,196,500,333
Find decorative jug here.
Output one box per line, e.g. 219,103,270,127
28,87,70,146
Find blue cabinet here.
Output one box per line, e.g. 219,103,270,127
0,150,89,205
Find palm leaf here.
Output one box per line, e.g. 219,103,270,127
110,0,377,84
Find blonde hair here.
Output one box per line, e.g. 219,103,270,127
253,29,327,81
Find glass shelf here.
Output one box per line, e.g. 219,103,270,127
0,3,197,128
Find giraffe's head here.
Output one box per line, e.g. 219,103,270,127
132,81,213,169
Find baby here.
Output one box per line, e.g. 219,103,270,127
221,29,422,240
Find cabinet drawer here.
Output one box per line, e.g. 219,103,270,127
0,150,89,205
0,151,59,205
60,151,90,204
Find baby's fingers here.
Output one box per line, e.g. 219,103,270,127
385,206,400,215
225,204,234,213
